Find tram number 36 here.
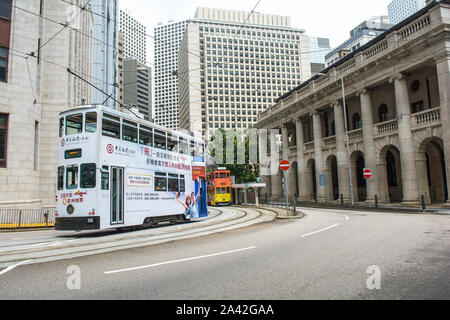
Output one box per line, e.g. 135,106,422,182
220,305,274,315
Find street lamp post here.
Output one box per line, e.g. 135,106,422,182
317,73,355,205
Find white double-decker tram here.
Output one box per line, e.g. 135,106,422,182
56,105,208,231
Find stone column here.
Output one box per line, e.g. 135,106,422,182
295,119,308,200
313,112,324,201
270,128,282,199
333,102,351,201
436,56,450,205
360,90,380,202
392,76,420,204
281,124,289,198
258,129,271,198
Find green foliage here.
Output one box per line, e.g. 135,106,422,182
208,129,259,184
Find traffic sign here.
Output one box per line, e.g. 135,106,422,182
280,160,291,171
363,168,373,179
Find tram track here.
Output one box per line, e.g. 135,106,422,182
0,206,277,267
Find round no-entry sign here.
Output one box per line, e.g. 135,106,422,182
363,168,373,179
280,160,291,171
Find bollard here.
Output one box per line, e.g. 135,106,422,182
314,193,318,204
341,194,344,206
375,195,379,209
421,195,426,210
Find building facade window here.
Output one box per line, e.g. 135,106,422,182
0,114,8,168
0,0,11,19
378,104,389,123
0,47,7,82
352,113,361,130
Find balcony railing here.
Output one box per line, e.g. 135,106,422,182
375,119,399,136
323,135,336,146
412,107,441,128
304,141,314,151
347,128,363,140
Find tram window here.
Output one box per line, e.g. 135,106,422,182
59,118,64,137
221,188,226,194
155,172,167,192
220,172,226,179
66,114,83,135
179,137,188,155
102,114,120,139
80,163,96,189
66,165,79,190
190,141,195,157
167,135,178,152
227,187,231,194
122,120,138,143
57,166,64,191
85,112,97,133
180,175,185,192
139,125,152,147
101,166,109,190
154,130,166,150
168,174,179,192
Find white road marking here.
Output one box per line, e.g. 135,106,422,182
301,224,340,238
104,246,257,275
30,242,52,247
342,215,350,221
0,260,33,276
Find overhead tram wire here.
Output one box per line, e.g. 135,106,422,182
32,0,91,57
12,4,155,69
8,48,143,117
57,0,203,60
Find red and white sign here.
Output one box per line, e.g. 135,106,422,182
280,160,291,171
363,168,373,179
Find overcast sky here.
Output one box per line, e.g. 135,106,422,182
120,0,392,66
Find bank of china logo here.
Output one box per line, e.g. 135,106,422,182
106,144,114,154
61,139,65,147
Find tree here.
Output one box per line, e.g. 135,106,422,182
208,129,259,184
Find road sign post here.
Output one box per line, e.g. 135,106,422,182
280,160,291,216
320,174,327,204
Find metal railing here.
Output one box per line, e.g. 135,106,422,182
0,209,55,231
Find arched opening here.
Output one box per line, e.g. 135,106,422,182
419,138,448,204
386,147,403,202
325,155,339,200
378,104,389,123
306,159,317,200
351,151,367,202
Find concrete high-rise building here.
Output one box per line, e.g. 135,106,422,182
388,0,426,25
119,10,147,64
178,8,312,140
118,31,124,106
91,0,120,109
325,16,393,67
0,0,93,209
308,37,331,75
123,58,152,121
154,20,187,130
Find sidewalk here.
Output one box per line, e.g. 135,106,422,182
256,200,450,215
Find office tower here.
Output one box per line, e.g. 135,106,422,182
154,20,188,130
91,0,120,109
123,58,152,121
308,37,331,75
0,0,93,208
388,0,426,25
178,8,312,140
325,16,393,67
119,10,147,64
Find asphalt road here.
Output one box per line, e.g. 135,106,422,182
0,207,449,300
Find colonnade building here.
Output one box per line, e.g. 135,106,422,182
256,0,450,206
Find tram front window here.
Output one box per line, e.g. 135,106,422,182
80,163,96,189
66,165,79,190
66,114,83,135
85,112,97,133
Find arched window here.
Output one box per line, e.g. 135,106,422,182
378,104,389,123
352,113,361,130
